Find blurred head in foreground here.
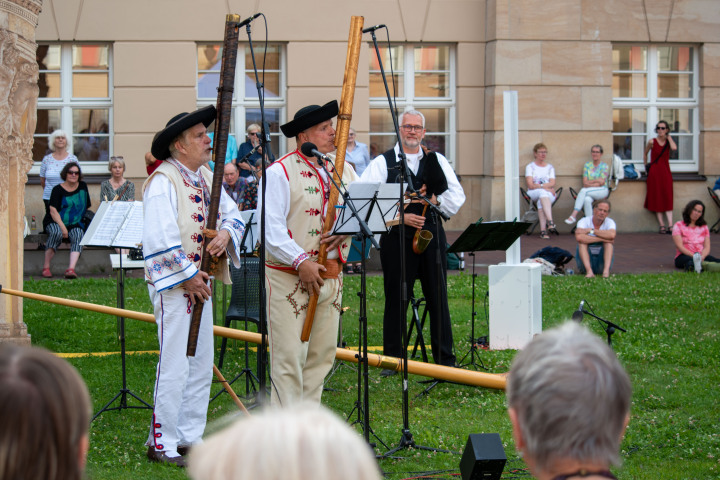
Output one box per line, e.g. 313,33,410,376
189,403,381,480
506,322,631,479
0,344,91,480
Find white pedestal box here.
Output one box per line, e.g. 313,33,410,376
488,263,542,350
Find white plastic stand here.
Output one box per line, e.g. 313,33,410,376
487,91,542,350
488,263,542,350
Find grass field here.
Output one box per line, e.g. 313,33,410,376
19,271,720,480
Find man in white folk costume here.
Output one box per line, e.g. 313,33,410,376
142,105,244,467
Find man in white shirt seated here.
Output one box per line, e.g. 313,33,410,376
574,199,616,278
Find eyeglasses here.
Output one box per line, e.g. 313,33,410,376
656,126,667,130
111,156,124,161
67,171,80,175
401,124,424,132
248,132,259,136
591,150,602,154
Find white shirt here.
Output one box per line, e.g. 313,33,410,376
143,162,244,291
257,152,343,267
525,162,555,186
359,143,465,217
577,216,616,237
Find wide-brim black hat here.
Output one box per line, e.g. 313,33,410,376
280,100,339,138
151,105,217,160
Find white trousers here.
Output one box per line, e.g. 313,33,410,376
146,283,214,452
266,269,342,407
526,188,556,209
573,187,609,217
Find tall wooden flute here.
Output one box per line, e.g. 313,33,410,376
187,14,241,356
0,286,506,390
300,16,364,342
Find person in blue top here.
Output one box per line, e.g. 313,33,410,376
237,123,274,178
207,131,237,171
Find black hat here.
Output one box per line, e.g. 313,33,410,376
151,105,217,160
280,100,339,138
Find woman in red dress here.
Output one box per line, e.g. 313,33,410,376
643,120,677,234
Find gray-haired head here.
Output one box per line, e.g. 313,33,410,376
189,403,381,480
399,109,425,128
48,130,67,152
506,322,631,474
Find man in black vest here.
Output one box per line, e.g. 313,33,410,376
359,110,466,375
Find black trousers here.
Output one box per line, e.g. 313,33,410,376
675,253,720,270
379,222,455,366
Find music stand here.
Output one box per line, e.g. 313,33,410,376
328,180,394,448
449,220,530,370
81,201,153,420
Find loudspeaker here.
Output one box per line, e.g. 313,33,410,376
459,433,506,480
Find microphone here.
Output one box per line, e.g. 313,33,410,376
572,300,585,322
237,13,261,28
362,24,386,33
238,145,258,164
300,142,331,166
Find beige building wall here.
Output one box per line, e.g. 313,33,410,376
27,0,720,234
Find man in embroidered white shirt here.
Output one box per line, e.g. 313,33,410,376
258,101,357,406
360,109,466,375
142,106,244,467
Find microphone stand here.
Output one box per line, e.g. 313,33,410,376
576,301,627,349
242,16,270,404
367,28,452,458
317,158,386,449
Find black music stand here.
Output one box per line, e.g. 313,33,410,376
80,201,153,420
326,180,394,449
449,219,530,370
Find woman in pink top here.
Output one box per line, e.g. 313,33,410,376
672,200,720,272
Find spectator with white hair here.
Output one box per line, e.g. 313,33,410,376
506,322,632,480
188,404,381,480
39,129,79,218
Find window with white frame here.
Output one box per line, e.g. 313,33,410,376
197,43,285,158
33,43,112,170
612,44,698,172
369,44,456,167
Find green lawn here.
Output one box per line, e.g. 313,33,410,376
20,271,720,480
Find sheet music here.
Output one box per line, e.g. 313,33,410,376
331,182,379,235
368,183,406,232
239,210,258,253
81,201,144,248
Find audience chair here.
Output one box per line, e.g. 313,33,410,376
519,186,563,235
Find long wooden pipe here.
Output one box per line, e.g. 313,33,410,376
300,16,364,342
0,286,506,390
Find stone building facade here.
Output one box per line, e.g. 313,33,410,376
25,0,720,233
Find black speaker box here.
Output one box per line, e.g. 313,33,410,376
459,433,507,480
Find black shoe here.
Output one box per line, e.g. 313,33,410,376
147,447,186,468
380,368,397,377
177,445,191,457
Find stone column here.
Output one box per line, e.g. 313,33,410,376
0,0,43,346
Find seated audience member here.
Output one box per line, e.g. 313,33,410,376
0,343,91,480
42,162,91,279
100,156,135,202
672,200,720,273
506,322,632,480
188,404,381,480
222,162,249,207
240,164,261,211
525,143,558,238
565,145,609,224
575,200,616,278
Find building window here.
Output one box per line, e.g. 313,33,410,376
34,43,112,170
369,44,456,166
197,43,285,158
612,45,698,172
